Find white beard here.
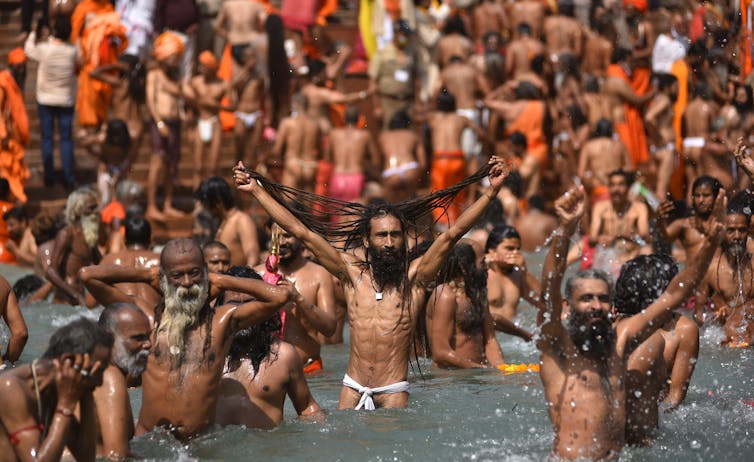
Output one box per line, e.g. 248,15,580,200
112,338,150,377
158,274,209,361
81,213,100,248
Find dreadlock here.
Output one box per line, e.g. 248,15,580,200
435,243,488,333
243,163,491,249
242,163,492,377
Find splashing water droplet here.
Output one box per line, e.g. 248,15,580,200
495,408,503,417
634,390,642,398
690,440,702,450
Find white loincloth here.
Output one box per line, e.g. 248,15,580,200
343,373,410,410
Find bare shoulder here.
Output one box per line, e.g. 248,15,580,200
0,374,29,408
675,315,699,336
630,200,649,215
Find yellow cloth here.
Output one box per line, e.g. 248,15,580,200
496,363,540,373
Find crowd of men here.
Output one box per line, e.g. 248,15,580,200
1,0,754,460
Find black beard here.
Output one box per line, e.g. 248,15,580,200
734,100,752,115
278,246,300,266
367,246,406,291
567,310,616,362
723,241,747,260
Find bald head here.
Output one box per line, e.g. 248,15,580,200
161,238,204,270
99,302,149,335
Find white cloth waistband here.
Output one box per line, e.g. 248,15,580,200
682,137,705,148
343,373,410,410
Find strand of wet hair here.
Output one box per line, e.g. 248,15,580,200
244,163,492,247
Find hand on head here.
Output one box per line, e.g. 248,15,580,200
554,186,585,232
54,353,104,407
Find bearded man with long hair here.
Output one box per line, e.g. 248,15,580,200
47,187,102,306
234,156,511,410
78,238,293,439
425,242,505,369
536,186,723,460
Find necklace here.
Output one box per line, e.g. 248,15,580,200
369,276,384,301
31,359,42,422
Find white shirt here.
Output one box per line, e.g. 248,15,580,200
24,32,78,107
652,32,687,74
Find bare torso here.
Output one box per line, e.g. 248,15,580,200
510,1,545,39
437,34,474,67
215,208,259,267
429,112,467,152
330,127,371,174
582,33,612,77
439,63,481,109
101,249,160,322
543,16,581,58
218,0,265,45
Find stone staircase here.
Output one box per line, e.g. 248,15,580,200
1,3,368,241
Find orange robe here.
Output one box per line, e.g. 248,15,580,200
669,59,690,199
70,0,113,43
504,101,548,167
0,200,17,264
0,70,30,203
76,12,128,128
607,64,649,168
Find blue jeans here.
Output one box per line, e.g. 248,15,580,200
38,104,74,186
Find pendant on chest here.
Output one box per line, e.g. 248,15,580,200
375,291,383,301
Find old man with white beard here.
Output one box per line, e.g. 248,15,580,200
47,187,103,306
79,238,294,439
94,302,153,459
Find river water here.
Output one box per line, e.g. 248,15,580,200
1,256,753,461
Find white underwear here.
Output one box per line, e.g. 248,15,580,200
343,373,410,410
382,161,419,179
650,142,676,154
682,137,705,148
235,110,263,129
198,116,216,143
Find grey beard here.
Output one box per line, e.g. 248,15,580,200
159,274,209,360
113,340,150,377
81,213,100,248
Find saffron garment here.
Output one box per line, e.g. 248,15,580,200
607,64,649,168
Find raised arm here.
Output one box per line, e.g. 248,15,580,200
89,63,123,87
537,187,585,349
1,278,28,363
222,277,294,330
79,265,156,312
233,162,351,284
732,137,754,182
620,192,725,348
413,157,508,287
291,270,336,336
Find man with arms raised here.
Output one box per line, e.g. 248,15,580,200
195,177,259,267
537,186,721,459
235,157,510,409
215,266,322,428
47,187,102,306
259,222,336,374
80,238,292,438
0,318,112,461
94,303,151,459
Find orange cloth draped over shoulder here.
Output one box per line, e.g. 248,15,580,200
0,70,30,203
669,58,689,199
76,12,128,128
504,101,548,167
607,64,649,168
70,0,113,43
218,45,236,131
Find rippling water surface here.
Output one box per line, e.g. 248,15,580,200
2,257,753,461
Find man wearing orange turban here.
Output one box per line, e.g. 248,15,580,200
6,48,27,92
75,11,129,131
145,32,186,222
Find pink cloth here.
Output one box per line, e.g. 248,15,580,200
328,172,365,202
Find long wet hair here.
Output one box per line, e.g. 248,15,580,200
435,243,488,333
243,164,490,374
119,54,146,103
223,266,281,376
614,254,678,316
